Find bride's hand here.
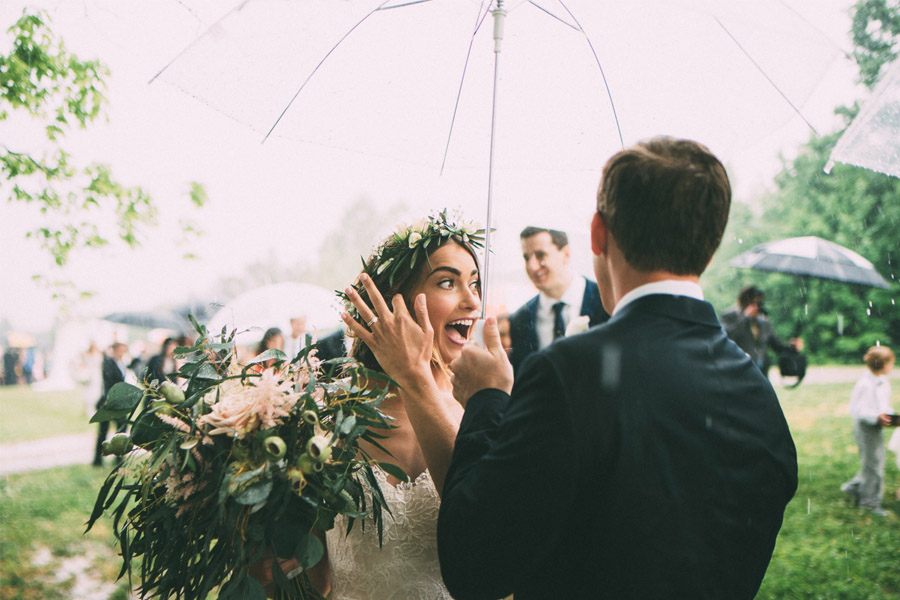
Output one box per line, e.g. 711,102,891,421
342,273,435,391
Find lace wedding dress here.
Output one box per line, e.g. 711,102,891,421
325,466,452,599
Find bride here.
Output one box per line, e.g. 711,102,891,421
310,212,484,599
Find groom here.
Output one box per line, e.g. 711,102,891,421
440,138,798,598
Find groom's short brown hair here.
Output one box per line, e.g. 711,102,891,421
597,136,731,275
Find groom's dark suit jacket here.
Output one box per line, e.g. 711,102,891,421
438,294,798,600
508,277,608,373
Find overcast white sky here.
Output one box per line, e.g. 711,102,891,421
1,0,864,333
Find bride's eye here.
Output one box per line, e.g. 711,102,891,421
469,280,480,293
437,279,454,290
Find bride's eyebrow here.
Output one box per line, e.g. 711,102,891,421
428,266,461,278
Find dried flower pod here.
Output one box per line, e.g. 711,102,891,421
306,435,332,463
264,435,287,459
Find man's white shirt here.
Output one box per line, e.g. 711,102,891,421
536,276,588,350
612,280,705,316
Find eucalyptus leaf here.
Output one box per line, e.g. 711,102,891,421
106,382,143,412
378,462,409,483
245,348,286,366
233,480,273,506
295,533,325,568
339,416,357,436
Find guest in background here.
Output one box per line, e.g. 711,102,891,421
255,327,284,370
316,328,348,362
284,316,308,362
79,342,104,417
92,342,130,466
721,286,801,373
145,337,178,384
508,226,608,372
841,345,897,517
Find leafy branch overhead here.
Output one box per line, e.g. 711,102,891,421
0,9,205,282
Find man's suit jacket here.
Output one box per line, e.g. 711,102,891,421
101,356,125,399
438,294,798,600
720,308,790,372
508,277,608,372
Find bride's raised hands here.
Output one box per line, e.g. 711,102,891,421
342,274,436,393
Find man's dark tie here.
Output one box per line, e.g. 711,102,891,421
552,302,567,340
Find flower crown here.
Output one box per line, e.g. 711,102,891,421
338,210,486,324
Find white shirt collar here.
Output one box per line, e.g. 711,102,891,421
612,280,704,316
538,275,587,312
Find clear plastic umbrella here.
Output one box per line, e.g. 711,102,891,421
826,58,900,179
149,0,843,309
730,236,890,288
206,282,342,346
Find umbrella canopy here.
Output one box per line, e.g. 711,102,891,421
826,58,900,179
102,310,188,331
153,1,835,170
206,282,342,346
151,0,840,312
730,236,890,288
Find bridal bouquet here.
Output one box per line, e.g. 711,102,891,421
87,320,401,599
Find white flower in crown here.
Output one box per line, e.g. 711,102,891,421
407,231,423,248
565,315,591,337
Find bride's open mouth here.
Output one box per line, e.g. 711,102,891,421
444,319,474,346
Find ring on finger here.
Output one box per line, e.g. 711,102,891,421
366,316,379,327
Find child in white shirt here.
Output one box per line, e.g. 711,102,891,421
841,345,896,516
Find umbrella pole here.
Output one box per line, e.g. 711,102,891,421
482,0,506,319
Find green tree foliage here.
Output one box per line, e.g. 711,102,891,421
0,10,205,300
707,0,899,363
851,0,900,88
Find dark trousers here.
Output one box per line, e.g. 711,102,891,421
92,415,126,465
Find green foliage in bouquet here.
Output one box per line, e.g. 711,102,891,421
86,318,401,599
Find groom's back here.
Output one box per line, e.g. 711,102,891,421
532,294,797,599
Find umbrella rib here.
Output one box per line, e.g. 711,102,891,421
526,1,578,31
440,0,494,175
713,16,819,136
148,0,250,85
263,0,398,144
378,0,436,9
555,0,624,149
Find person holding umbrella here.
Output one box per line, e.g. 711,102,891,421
721,285,802,374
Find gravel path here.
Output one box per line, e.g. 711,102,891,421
2,366,897,476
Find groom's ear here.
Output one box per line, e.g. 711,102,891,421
590,211,607,256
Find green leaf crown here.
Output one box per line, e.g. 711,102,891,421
338,209,485,324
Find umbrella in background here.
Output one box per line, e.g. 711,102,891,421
102,310,188,331
730,236,891,288
826,58,900,179
205,282,341,346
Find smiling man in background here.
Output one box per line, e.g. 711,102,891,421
508,226,608,372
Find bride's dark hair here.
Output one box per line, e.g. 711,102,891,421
341,211,484,374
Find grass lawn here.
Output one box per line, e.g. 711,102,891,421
0,387,92,444
0,465,129,600
0,380,897,598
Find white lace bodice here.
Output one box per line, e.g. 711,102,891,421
325,466,451,599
